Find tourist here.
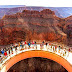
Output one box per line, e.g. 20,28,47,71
22,41,24,48
32,41,34,48
19,42,22,50
18,42,21,46
25,41,27,45
64,48,67,55
20,40,23,44
46,43,48,46
13,47,16,55
0,53,3,63
16,45,18,51
40,44,43,50
22,41,25,45
43,41,45,44
69,48,71,52
6,49,9,56
32,41,34,44
35,41,36,44
14,45,17,51
53,46,55,52
11,47,13,54
28,42,31,48
42,41,45,46
34,41,37,49
59,46,61,50
55,46,57,51
1,49,5,55
20,43,22,47
0,55,1,60
49,43,51,45
62,49,66,56
9,48,11,55
34,41,36,46
4,51,7,58
24,41,27,49
46,43,48,49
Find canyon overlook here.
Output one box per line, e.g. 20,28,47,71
0,9,72,46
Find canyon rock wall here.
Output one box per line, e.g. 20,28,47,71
0,9,71,46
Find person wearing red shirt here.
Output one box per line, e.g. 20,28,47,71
55,46,57,51
49,43,51,45
24,41,27,49
25,41,27,44
4,51,7,56
32,41,34,44
4,51,7,59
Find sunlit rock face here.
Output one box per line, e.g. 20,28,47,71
8,57,68,72
0,9,71,46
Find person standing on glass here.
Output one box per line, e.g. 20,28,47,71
1,49,5,55
34,41,37,49
28,42,31,48
46,43,48,49
4,51,7,58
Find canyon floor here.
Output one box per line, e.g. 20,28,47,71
8,57,68,72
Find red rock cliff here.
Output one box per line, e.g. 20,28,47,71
0,9,71,46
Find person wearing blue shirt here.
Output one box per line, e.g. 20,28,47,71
28,42,30,48
1,49,5,55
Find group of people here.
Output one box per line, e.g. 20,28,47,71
0,40,71,64
0,41,37,63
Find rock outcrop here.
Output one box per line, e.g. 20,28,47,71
0,9,72,46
